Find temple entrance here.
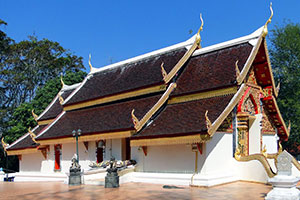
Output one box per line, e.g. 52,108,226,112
96,147,103,163
122,138,131,160
54,144,61,171
96,140,105,163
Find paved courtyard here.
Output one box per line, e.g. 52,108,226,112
0,181,271,200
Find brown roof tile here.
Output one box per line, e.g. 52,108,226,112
38,89,75,121
37,95,162,140
7,125,46,150
172,42,253,97
133,94,234,139
65,48,187,106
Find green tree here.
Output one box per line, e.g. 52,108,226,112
1,71,86,171
269,22,300,155
5,71,86,143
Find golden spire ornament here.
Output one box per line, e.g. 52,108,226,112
60,73,65,88
160,62,167,82
89,54,94,72
58,93,64,104
196,13,204,48
235,60,241,79
262,2,273,37
32,109,38,121
28,127,37,143
1,138,9,152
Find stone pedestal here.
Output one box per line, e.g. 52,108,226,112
68,154,82,186
265,150,300,200
105,171,119,188
265,175,300,200
69,171,82,186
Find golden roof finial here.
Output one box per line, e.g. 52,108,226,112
58,93,64,104
276,82,280,94
288,120,291,134
32,109,38,122
89,54,94,72
28,127,37,143
196,13,204,48
262,2,273,37
60,73,65,88
205,110,212,130
160,62,167,83
1,138,9,152
235,60,240,79
131,109,139,128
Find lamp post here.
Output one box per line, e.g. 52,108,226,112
72,129,81,163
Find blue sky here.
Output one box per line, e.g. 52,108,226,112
1,1,300,72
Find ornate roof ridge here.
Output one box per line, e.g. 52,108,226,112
6,125,40,150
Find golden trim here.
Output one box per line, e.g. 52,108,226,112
208,84,247,136
292,157,300,171
235,60,240,80
38,119,54,125
262,3,273,38
130,134,208,147
58,93,64,104
163,15,203,84
205,110,212,131
64,84,167,111
237,36,263,85
264,40,278,97
89,54,94,72
196,13,204,48
32,109,38,122
1,138,8,152
234,148,275,178
37,131,133,145
160,62,167,82
163,41,198,84
168,86,237,105
131,109,139,127
132,83,177,132
28,127,37,143
6,148,37,156
288,121,291,134
60,73,65,88
276,82,280,94
272,95,289,137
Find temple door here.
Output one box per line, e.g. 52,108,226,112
96,147,103,163
54,144,62,171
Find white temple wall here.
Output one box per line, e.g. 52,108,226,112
262,134,278,154
200,132,235,175
41,145,54,173
20,152,44,172
131,144,198,173
249,114,262,154
60,142,97,173
103,139,122,161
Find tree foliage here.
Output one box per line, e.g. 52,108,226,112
269,22,300,155
4,71,86,143
0,19,87,170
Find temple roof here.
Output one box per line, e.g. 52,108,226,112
64,48,188,107
133,94,234,139
172,42,253,97
37,83,80,123
36,95,161,140
6,125,46,151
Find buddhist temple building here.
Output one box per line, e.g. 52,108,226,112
2,7,296,186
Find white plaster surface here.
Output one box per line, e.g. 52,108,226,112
249,114,262,154
262,134,278,154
